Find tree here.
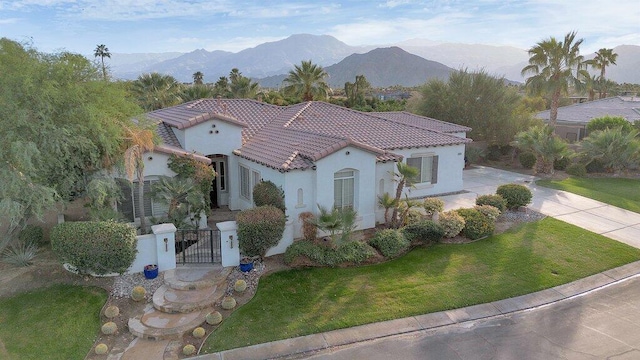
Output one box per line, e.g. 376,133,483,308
586,116,633,133
512,125,572,174
180,84,215,102
283,60,330,101
123,122,156,234
389,162,419,228
192,71,204,85
580,127,640,174
419,69,530,145
521,31,589,127
130,72,184,111
586,48,618,98
0,38,141,250
377,193,397,225
213,76,231,98
94,44,111,81
345,75,371,108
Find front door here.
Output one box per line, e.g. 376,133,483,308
209,155,228,208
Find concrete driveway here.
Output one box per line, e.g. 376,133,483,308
441,166,640,249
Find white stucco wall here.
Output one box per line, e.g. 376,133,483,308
142,152,177,178
374,161,396,224
394,144,466,199
179,119,243,156
314,146,378,231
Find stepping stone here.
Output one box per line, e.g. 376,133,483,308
120,338,170,360
153,283,226,313
164,266,232,291
128,304,211,341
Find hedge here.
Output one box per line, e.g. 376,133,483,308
456,208,495,240
369,229,410,258
237,205,286,258
284,240,376,266
496,184,532,209
50,221,137,275
402,220,445,244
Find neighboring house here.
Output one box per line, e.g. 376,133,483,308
536,96,640,142
120,99,471,238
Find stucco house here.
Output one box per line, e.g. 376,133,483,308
119,99,471,238
536,96,640,141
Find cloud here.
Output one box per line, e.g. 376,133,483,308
0,17,19,24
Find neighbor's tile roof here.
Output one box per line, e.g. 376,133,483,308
149,99,470,171
536,96,640,124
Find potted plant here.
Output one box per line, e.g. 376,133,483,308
239,257,254,272
144,264,158,279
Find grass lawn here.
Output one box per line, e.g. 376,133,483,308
537,177,640,214
203,217,640,352
0,284,107,360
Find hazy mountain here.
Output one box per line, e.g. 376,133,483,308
587,45,640,84
144,49,233,82
109,52,183,79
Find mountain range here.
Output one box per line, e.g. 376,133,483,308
107,34,640,87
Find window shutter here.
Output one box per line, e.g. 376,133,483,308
431,156,439,184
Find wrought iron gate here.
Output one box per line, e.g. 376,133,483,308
175,229,221,264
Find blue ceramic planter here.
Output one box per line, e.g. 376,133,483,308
144,265,158,279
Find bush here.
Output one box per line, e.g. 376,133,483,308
496,184,532,209
486,144,502,161
465,147,485,165
402,221,445,244
553,156,571,171
19,225,44,247
1,240,39,267
237,205,286,258
369,229,410,258
423,198,444,217
50,221,137,275
586,158,606,173
518,152,536,169
566,163,587,177
405,209,425,225
284,240,376,266
438,211,465,238
298,212,317,241
475,194,506,212
474,205,501,221
252,180,285,212
587,115,633,133
456,208,495,240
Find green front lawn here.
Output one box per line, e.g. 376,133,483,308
0,285,107,360
537,177,640,213
203,217,640,352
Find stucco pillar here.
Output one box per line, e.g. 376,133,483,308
152,223,177,272
217,221,240,267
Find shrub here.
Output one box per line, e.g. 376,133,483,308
566,163,587,177
405,209,425,225
183,344,196,356
486,144,502,161
553,156,571,170
518,152,536,169
19,224,44,247
496,184,532,209
94,343,108,355
1,240,39,267
104,305,120,319
465,147,485,165
237,205,286,258
581,127,640,174
402,221,445,244
586,158,606,173
284,240,376,266
474,205,501,221
438,211,465,238
192,327,206,338
131,286,146,301
50,221,137,275
101,322,117,335
586,115,633,133
369,229,410,258
205,311,223,325
252,180,285,212
475,194,506,212
298,212,317,241
456,208,495,240
221,296,236,310
284,240,325,265
233,279,247,293
423,198,444,217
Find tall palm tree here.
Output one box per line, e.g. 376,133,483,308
94,44,111,81
123,123,156,234
180,84,215,102
587,48,618,98
521,31,589,127
130,73,183,111
192,71,204,85
283,60,330,101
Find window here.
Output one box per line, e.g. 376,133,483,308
297,188,304,207
406,155,439,184
218,161,226,191
240,165,250,200
117,179,169,222
334,170,355,210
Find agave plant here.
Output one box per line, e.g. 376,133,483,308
2,240,39,267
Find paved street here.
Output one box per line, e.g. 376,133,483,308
298,276,640,360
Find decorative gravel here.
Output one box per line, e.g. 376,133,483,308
224,260,266,296
500,208,547,223
110,272,165,301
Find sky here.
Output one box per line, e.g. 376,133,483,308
2,0,639,56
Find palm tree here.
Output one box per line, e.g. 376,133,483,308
390,162,419,228
123,122,156,234
283,60,330,101
180,84,215,102
581,127,640,174
512,125,572,174
130,73,183,111
192,71,204,85
521,31,589,127
587,48,618,98
230,75,260,99
377,192,397,225
94,44,111,81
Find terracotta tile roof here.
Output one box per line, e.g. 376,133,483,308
369,111,471,133
148,99,470,171
154,145,211,164
536,96,640,124
155,122,181,148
